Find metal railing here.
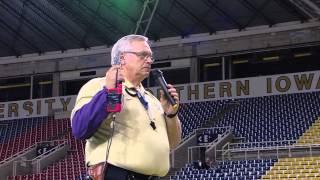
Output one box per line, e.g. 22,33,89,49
0,140,66,165
224,139,298,150
171,126,232,167
12,140,68,176
218,143,320,161
170,126,232,167
185,127,233,164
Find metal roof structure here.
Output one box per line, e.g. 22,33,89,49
0,0,319,58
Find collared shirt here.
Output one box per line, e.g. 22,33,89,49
71,77,170,177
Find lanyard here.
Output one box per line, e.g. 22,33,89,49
136,90,149,111
125,87,157,130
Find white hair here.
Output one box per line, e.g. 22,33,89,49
111,34,149,65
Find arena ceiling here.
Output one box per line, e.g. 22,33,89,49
0,0,319,58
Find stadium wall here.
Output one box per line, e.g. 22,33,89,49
0,70,319,121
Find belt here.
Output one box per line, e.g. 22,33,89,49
88,162,159,180
107,163,159,180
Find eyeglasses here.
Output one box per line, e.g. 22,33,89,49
123,51,154,62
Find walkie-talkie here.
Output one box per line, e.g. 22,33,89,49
106,69,122,112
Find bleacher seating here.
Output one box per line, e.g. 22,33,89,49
29,130,86,179
262,156,320,179
179,100,232,138
0,117,69,161
171,159,277,180
6,128,86,180
217,92,320,143
179,92,320,143
3,91,320,180
172,91,320,179
262,118,320,179
296,117,320,145
2,117,73,180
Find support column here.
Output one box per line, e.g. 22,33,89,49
222,56,226,80
52,72,60,97
190,57,198,83
30,75,34,99
190,43,198,82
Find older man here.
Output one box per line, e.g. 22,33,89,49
71,35,181,180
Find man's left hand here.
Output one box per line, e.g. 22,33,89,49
160,84,180,116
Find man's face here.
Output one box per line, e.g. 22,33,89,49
121,40,153,82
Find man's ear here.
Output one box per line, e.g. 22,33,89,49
120,56,125,65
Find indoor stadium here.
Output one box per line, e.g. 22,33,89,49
0,0,319,180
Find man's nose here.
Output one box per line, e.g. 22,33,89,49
145,57,154,64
